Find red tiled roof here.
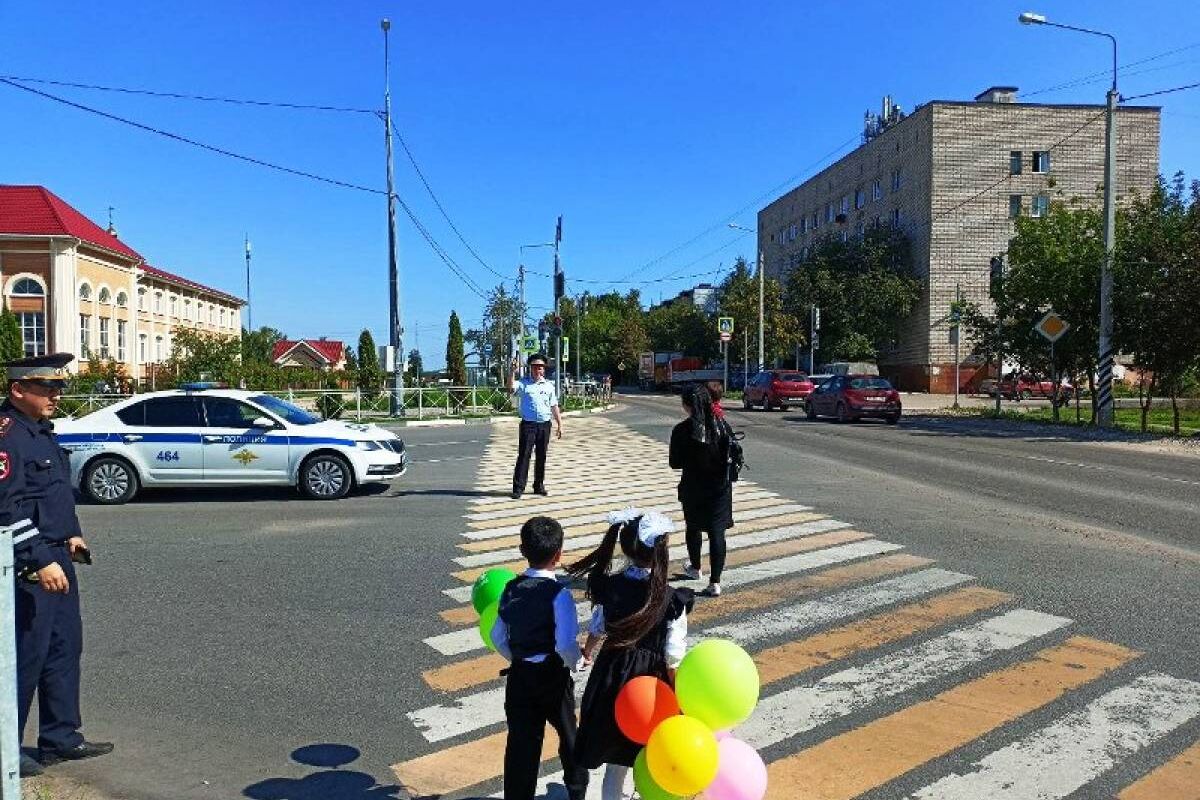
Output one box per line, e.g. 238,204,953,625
0,184,142,261
140,264,243,305
272,339,346,365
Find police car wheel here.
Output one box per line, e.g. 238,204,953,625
83,456,139,505
300,454,352,500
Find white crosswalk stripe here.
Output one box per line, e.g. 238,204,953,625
908,672,1200,799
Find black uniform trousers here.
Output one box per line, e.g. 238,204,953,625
503,657,587,800
512,420,551,494
15,545,83,751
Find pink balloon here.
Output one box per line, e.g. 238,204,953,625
713,729,732,741
701,737,767,800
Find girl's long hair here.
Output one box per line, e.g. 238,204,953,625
683,384,720,447
565,516,672,650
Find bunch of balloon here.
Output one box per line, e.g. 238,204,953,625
622,640,767,800
472,567,517,650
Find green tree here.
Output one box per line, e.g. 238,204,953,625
406,348,424,384
446,311,467,385
343,345,358,375
168,328,243,383
716,257,801,368
0,304,24,362
644,300,718,362
357,329,382,395
241,326,285,365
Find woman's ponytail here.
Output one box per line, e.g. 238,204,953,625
565,521,622,601
604,517,673,649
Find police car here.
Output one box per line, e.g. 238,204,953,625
54,385,409,504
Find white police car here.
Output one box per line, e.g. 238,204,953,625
55,385,409,504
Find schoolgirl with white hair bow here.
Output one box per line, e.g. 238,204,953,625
565,508,694,800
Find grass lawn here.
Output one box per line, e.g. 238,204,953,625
974,405,1200,437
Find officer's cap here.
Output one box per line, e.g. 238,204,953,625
5,352,73,384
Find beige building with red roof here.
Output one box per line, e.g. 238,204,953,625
271,338,347,370
0,185,243,382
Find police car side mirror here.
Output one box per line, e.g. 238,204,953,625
251,416,277,429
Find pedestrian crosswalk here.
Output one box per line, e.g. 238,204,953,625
392,416,1200,799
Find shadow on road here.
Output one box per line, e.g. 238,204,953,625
391,488,512,498
82,483,396,505
244,744,401,800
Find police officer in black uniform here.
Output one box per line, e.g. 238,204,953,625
1,353,113,777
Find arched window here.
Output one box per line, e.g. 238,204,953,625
209,305,216,324
154,291,163,313
79,283,92,301
220,307,227,327
138,288,147,310
98,287,112,304
116,291,128,308
11,277,44,297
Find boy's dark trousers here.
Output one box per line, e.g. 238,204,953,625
503,657,587,800
512,420,551,494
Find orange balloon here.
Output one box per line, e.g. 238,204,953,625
615,676,680,744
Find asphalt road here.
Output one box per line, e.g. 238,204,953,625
32,402,1200,800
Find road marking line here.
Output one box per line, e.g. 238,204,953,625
737,609,1073,751
468,478,703,509
451,519,854,581
908,671,1200,799
411,567,962,742
763,636,1139,800
465,485,705,521
1117,739,1200,800
430,530,873,654
426,553,935,691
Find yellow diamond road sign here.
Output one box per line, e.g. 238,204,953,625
1035,311,1070,343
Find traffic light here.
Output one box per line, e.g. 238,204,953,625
989,256,1005,296
554,271,565,300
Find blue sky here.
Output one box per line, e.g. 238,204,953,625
2,0,1197,368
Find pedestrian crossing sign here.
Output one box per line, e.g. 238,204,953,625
718,316,735,335
521,334,538,353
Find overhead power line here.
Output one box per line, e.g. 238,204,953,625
1019,41,1200,99
1121,81,1200,101
0,74,377,114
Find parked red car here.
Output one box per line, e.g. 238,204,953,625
805,374,901,423
742,370,815,411
990,374,1074,401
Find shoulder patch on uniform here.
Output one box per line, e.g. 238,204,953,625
0,451,9,481
0,417,11,438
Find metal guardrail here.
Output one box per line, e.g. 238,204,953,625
56,386,609,422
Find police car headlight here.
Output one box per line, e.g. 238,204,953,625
355,440,382,451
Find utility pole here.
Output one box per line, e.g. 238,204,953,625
518,263,526,379
244,234,252,331
743,328,749,388
810,306,820,374
575,294,584,383
1097,82,1118,426
757,250,765,371
553,216,563,399
952,284,962,409
382,18,405,416
991,255,1006,415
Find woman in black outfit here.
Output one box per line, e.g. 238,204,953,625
669,384,733,596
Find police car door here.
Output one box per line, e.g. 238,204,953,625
199,396,289,482
123,396,206,481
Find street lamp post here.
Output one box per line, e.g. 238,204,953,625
1020,11,1118,427
382,18,406,416
518,242,555,379
728,223,764,371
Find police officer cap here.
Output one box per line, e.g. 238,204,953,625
5,352,74,383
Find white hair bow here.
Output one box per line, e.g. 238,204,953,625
637,511,675,547
607,507,643,527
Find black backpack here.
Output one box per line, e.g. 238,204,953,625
719,419,746,483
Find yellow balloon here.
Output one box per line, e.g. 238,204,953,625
645,715,719,796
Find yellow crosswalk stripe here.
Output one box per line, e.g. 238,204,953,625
762,636,1139,800
462,493,782,532
1117,739,1200,800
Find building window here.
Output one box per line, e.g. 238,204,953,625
872,179,882,201
116,291,128,308
155,336,165,362
873,215,881,228
99,317,110,359
839,230,848,243
154,291,163,313
80,314,92,357
841,195,851,214
1010,151,1023,175
855,221,865,238
169,295,177,317
799,217,807,235
11,277,44,296
1031,194,1050,217
139,334,147,363
854,188,865,209
79,283,91,302
811,211,819,230
117,320,127,361
184,298,192,321
891,208,902,227
138,288,147,311
891,168,903,192
1009,195,1023,219
98,287,111,305
17,312,45,357
1032,151,1051,173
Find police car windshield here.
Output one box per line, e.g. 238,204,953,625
250,394,320,425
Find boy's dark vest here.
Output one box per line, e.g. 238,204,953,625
498,575,566,661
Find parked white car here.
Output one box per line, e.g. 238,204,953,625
56,386,408,504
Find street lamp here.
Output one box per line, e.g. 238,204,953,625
728,223,764,371
517,242,555,378
1019,11,1119,427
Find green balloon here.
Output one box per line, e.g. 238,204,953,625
633,748,683,800
675,639,760,731
478,601,501,651
471,567,517,614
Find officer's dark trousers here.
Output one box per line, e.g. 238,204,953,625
15,548,84,752
512,420,551,494
503,658,587,800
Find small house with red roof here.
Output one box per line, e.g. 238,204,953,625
0,185,243,381
271,338,347,371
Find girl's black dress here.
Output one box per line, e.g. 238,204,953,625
574,570,694,768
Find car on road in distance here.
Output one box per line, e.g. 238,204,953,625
806,374,902,423
55,385,409,504
742,370,815,411
988,374,1074,401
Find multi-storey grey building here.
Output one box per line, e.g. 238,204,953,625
757,87,1160,392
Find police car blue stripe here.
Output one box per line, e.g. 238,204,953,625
60,433,357,447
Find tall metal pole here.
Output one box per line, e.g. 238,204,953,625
575,295,583,383
1,529,19,799
518,263,526,379
244,235,252,331
553,217,563,399
1098,83,1118,426
953,283,961,409
743,328,748,388
757,250,765,371
382,18,406,416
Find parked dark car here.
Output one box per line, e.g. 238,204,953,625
988,374,1074,402
806,374,901,423
742,370,815,411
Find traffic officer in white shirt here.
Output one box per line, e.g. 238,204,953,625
510,353,562,499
